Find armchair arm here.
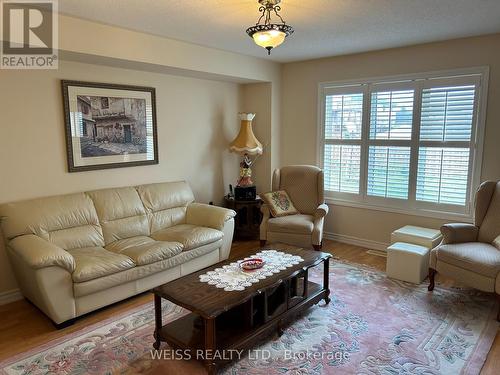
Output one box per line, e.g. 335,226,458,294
315,203,329,219
260,203,271,217
186,203,236,230
8,234,75,273
440,223,479,244
311,204,329,246
260,204,271,241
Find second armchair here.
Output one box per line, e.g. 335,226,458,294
428,180,500,321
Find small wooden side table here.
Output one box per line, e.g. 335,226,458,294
224,196,262,240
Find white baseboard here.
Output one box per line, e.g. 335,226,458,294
324,231,388,251
0,289,23,305
366,249,388,258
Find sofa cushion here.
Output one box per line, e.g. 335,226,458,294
73,240,222,297
267,214,314,235
136,181,194,232
436,242,500,278
0,192,104,250
151,224,223,250
105,236,183,266
68,246,136,282
87,187,149,244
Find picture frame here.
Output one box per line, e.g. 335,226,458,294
61,80,158,172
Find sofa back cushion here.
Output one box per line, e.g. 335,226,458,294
272,165,324,215
478,182,500,243
136,181,194,233
87,187,149,244
0,193,104,250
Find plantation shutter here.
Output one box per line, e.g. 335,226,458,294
367,88,414,200
320,71,484,217
416,82,478,206
323,89,364,194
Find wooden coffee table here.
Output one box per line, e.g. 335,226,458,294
152,243,332,374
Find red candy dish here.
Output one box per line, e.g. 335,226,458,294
239,258,265,271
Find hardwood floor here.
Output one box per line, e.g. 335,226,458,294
0,239,498,373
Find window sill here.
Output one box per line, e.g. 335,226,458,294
324,197,474,222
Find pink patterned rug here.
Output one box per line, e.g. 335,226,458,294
0,259,498,375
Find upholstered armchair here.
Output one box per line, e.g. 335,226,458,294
260,165,329,250
428,181,500,321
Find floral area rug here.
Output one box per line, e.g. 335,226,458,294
0,259,498,375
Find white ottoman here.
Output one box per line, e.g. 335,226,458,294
386,242,430,284
391,225,442,249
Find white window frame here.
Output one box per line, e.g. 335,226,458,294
317,67,489,221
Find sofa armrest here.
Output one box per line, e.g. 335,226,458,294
315,203,329,219
440,223,479,244
9,234,75,273
186,203,236,230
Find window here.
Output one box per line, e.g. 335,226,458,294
319,68,487,219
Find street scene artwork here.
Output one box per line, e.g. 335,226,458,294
76,95,147,157
62,81,158,172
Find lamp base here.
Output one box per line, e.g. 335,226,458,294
235,185,257,201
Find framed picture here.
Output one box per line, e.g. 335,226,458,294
61,80,158,172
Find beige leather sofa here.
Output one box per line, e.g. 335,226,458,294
260,165,329,250
0,181,236,325
428,180,500,320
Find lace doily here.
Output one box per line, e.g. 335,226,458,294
199,250,304,291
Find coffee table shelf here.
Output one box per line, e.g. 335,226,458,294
159,280,323,351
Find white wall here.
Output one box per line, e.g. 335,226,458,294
281,34,500,247
0,61,243,203
58,14,280,83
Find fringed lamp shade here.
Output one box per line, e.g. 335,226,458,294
229,113,263,155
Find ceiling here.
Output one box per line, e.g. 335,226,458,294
58,0,500,63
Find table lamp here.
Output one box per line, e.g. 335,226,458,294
229,113,263,200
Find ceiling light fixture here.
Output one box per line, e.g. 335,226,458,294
246,0,294,55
